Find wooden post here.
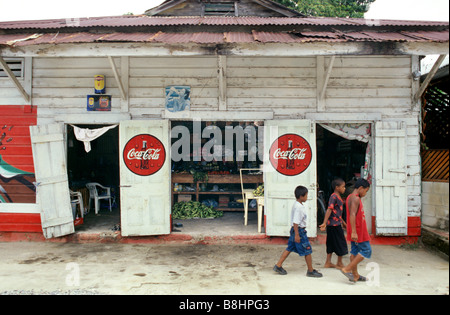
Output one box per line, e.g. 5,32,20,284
218,55,227,111
414,54,447,102
108,56,127,101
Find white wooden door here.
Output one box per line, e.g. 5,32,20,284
120,120,171,236
30,123,74,239
374,121,408,235
264,120,317,237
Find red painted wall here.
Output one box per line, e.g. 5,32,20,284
0,105,37,204
0,105,40,233
407,217,421,236
0,213,42,232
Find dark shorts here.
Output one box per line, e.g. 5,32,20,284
286,227,312,257
326,225,348,256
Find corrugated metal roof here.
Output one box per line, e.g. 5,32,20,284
0,15,447,47
1,15,448,29
224,32,254,43
1,30,448,46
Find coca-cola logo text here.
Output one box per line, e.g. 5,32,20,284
127,148,162,161
269,134,312,176
123,134,166,176
273,148,307,160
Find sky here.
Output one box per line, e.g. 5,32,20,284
0,0,166,21
364,0,448,21
0,0,449,22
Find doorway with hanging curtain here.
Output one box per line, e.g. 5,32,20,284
66,124,120,233
316,122,372,231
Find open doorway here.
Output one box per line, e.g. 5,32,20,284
170,120,265,236
316,124,369,226
66,124,120,233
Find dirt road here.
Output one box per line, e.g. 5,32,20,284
0,242,448,295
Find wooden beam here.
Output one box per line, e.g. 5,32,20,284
107,56,127,101
4,42,447,58
0,56,31,103
317,56,335,112
316,56,325,112
162,110,273,121
414,54,447,102
320,55,335,101
218,55,227,111
120,56,129,113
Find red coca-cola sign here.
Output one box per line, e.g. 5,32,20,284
269,134,312,176
123,134,166,176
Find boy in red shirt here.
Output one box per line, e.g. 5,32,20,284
341,178,371,283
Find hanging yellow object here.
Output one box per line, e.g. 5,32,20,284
94,75,105,94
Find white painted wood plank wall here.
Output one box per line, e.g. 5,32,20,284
0,56,415,120
0,55,421,217
129,57,219,117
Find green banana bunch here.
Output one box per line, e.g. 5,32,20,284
172,201,224,219
253,184,264,197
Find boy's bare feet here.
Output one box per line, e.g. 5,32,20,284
324,262,337,268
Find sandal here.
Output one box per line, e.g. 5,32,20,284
357,275,367,282
341,270,356,282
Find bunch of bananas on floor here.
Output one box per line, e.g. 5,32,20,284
172,201,224,219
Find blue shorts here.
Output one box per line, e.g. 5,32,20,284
286,227,312,257
350,241,372,259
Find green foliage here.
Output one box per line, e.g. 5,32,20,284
172,201,224,219
275,0,376,18
190,169,209,184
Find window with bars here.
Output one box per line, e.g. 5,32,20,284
0,58,24,78
204,2,236,16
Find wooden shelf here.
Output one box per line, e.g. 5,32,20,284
173,191,242,194
172,173,263,184
199,191,242,195
171,173,263,211
217,207,255,212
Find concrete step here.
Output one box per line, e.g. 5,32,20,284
421,226,449,260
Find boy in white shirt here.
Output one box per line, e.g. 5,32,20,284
273,185,323,278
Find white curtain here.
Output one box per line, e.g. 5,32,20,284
319,123,372,181
71,125,118,153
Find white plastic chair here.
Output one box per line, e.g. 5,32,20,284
86,182,112,215
70,190,84,218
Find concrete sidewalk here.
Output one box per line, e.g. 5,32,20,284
0,210,420,245
0,242,448,295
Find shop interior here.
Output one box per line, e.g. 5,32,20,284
170,120,265,235
67,120,265,235
66,121,368,236
316,124,368,225
67,124,121,233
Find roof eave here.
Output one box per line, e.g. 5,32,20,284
1,40,448,58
